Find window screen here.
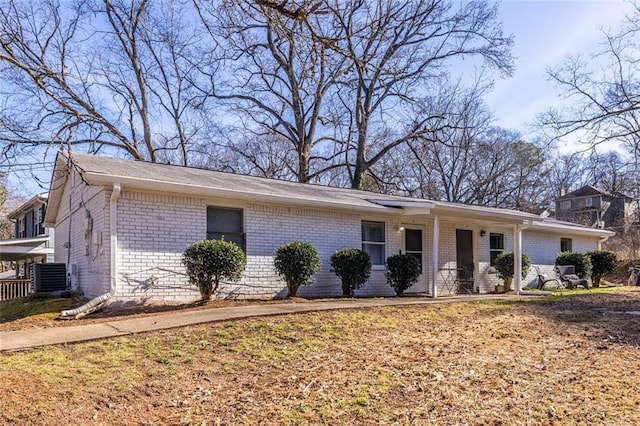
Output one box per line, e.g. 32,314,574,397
207,206,245,250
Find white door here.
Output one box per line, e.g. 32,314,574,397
403,225,428,293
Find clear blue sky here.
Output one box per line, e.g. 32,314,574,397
486,0,634,153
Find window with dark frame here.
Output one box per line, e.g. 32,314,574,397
16,217,26,239
34,205,45,236
560,237,572,253
206,206,245,251
489,233,504,266
361,221,386,266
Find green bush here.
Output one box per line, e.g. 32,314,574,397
330,248,372,297
182,239,246,301
274,241,321,297
385,254,421,296
494,251,531,291
555,252,592,279
586,250,617,287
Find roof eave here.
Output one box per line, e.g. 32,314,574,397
82,172,402,215
430,204,542,224
532,221,616,237
7,193,48,220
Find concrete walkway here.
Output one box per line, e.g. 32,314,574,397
0,294,515,352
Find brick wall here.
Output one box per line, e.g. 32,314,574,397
112,191,402,302
53,172,110,298
55,173,604,302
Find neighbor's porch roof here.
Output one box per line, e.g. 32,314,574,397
0,236,54,262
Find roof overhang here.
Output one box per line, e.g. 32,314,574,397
531,220,616,237
44,152,71,226
8,193,48,220
0,237,53,261
369,200,434,216
79,171,402,215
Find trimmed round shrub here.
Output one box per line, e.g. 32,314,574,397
555,252,592,279
330,248,372,297
182,239,246,301
494,251,531,292
385,254,421,296
587,250,617,287
274,241,321,297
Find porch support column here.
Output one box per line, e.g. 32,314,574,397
432,215,440,298
513,224,523,294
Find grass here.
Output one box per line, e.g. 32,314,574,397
0,296,74,322
1,288,640,425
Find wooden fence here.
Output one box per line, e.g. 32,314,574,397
0,279,33,301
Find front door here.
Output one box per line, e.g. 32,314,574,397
456,229,474,280
404,226,427,293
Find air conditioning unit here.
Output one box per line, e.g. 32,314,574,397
32,263,67,292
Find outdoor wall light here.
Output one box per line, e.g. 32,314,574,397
480,230,486,237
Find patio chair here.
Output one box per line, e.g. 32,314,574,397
456,264,475,294
556,265,589,290
533,265,562,290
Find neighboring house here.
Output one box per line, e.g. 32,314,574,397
0,193,54,279
44,152,614,303
555,185,636,229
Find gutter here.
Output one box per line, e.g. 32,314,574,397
110,183,121,296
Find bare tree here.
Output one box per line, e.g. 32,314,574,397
539,1,640,162
194,0,347,183
470,135,551,212
369,75,552,212
586,151,638,194
210,132,299,180
313,0,513,188
0,0,213,170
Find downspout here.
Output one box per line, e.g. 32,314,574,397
598,235,611,250
513,220,532,294
110,183,121,296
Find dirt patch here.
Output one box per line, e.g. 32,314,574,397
1,288,639,425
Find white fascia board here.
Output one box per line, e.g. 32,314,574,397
368,200,433,216
83,173,401,215
430,203,542,224
0,246,54,255
7,193,48,220
531,221,616,237
369,200,435,209
0,236,50,246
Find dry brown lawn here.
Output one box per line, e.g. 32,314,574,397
1,288,640,425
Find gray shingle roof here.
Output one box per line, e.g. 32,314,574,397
45,151,613,237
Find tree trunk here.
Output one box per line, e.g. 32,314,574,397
342,282,352,297
287,282,299,297
503,276,513,292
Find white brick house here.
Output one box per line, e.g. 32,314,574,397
44,151,615,303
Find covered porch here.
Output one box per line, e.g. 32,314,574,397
0,237,54,300
375,199,541,298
